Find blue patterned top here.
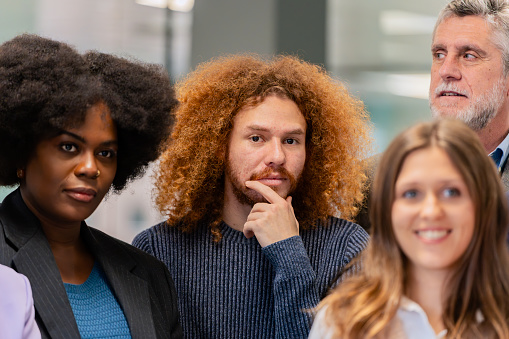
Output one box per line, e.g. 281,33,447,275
64,263,132,338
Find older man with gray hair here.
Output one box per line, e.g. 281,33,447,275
430,0,509,188
355,0,509,231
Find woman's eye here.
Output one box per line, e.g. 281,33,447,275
61,143,77,152
98,150,117,158
443,187,460,198
402,190,418,199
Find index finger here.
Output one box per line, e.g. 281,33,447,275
245,180,286,204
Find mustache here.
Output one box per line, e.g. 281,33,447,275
250,167,295,182
433,83,468,96
249,167,299,197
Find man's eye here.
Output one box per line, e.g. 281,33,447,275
464,53,476,60
61,143,77,152
434,52,445,59
250,136,261,142
285,138,296,145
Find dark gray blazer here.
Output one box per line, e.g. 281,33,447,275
0,189,183,339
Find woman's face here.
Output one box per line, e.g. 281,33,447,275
20,101,118,227
391,146,475,276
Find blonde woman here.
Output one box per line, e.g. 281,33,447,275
309,120,509,338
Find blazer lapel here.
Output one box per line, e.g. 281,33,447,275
12,234,80,338
82,226,157,339
1,189,80,338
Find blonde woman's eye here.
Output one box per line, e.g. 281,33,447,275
443,187,460,198
402,190,418,199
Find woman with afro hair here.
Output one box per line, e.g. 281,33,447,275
0,34,182,338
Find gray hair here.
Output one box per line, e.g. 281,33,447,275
434,0,509,75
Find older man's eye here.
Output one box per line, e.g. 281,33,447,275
464,53,476,60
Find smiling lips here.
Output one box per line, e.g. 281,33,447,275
415,229,452,242
65,188,97,203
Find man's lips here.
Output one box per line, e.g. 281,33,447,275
64,187,97,203
256,176,287,186
439,91,467,98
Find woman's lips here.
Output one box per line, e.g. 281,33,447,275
64,188,97,203
414,229,452,243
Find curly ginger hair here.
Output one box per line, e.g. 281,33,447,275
155,54,371,240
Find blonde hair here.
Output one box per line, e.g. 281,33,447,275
317,120,509,338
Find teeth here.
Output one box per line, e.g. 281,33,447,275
443,93,459,96
416,230,449,240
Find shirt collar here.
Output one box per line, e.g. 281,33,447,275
490,132,509,172
399,296,448,338
399,296,484,337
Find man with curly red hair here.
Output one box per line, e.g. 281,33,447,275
133,54,371,339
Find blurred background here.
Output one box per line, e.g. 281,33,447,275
0,0,447,241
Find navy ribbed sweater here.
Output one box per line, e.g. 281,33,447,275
133,216,368,339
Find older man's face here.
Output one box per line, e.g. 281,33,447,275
429,15,509,131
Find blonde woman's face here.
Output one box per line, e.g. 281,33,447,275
391,147,475,276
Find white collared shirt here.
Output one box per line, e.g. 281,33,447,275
309,297,484,339
390,296,447,339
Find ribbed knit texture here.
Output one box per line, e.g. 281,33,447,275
64,264,132,339
133,216,368,339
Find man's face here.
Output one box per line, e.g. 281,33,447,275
225,95,307,206
429,15,509,131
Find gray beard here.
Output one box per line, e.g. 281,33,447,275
430,77,506,131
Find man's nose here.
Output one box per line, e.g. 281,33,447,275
438,55,462,81
265,139,286,166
